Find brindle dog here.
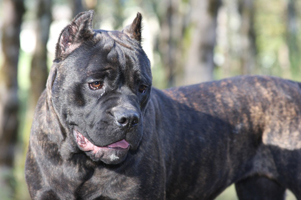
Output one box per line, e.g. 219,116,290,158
25,10,301,200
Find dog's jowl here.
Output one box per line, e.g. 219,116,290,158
25,10,301,200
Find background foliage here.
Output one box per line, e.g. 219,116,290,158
0,0,300,199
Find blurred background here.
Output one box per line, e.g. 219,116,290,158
0,0,300,199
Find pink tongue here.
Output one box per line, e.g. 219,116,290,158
107,139,129,149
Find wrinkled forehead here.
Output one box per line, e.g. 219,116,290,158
101,30,150,68
62,30,151,83
96,30,136,68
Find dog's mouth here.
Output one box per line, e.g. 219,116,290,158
74,130,130,151
73,130,130,164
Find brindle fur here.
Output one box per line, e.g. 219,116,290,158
25,11,301,200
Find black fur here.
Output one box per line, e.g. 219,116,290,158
25,11,301,200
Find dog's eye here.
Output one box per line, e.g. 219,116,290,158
138,85,148,94
88,81,103,90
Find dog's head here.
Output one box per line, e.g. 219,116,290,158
47,11,152,164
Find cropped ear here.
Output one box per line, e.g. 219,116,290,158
122,13,142,44
55,10,94,59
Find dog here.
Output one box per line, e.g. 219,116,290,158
25,10,301,200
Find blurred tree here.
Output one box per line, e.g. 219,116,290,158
255,0,287,76
113,0,124,29
183,0,221,85
215,0,240,79
151,0,189,87
1,0,299,199
286,0,300,79
29,0,53,108
159,0,180,87
0,0,25,197
70,0,85,17
238,0,256,74
69,0,99,27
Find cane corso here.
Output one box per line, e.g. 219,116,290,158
25,10,301,200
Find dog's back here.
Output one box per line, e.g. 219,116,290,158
156,75,301,199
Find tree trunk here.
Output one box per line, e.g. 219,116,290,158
70,0,85,17
183,0,221,85
30,0,52,108
0,0,25,196
157,0,187,87
238,0,256,75
286,0,300,79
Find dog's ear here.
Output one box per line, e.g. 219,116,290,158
55,10,94,60
123,13,142,44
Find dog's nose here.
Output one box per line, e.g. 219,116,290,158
113,109,140,128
